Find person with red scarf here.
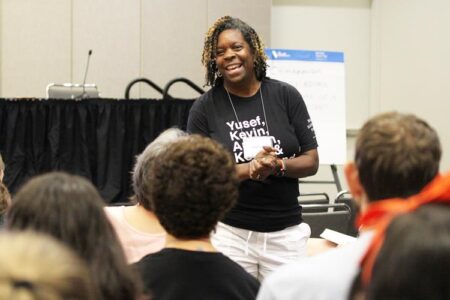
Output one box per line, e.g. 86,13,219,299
350,172,450,300
257,112,441,300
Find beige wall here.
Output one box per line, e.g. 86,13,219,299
272,0,450,198
271,0,371,131
0,0,271,99
371,0,450,171
0,0,72,98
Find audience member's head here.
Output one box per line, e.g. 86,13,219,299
0,182,11,226
0,153,4,182
345,112,441,209
6,172,142,300
351,204,450,300
369,204,450,299
149,135,239,239
132,128,188,210
0,231,100,300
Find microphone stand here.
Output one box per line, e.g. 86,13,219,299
78,49,92,99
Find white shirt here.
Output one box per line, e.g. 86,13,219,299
256,231,374,300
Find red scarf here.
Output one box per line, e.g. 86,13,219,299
357,172,450,285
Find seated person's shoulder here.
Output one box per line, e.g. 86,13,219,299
104,205,121,215
259,236,373,300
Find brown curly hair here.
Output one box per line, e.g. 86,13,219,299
149,135,238,239
355,112,441,201
202,16,268,87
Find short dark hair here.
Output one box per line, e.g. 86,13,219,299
132,128,187,210
366,204,450,300
6,172,141,300
149,135,238,239
202,16,267,87
355,112,441,201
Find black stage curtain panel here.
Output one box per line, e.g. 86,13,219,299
0,98,195,204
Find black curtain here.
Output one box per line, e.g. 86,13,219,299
0,98,195,204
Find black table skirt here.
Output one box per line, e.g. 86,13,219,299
0,98,195,203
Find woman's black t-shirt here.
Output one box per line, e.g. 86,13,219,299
187,77,318,232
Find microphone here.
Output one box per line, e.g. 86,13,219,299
79,49,93,99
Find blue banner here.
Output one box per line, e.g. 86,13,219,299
265,49,344,63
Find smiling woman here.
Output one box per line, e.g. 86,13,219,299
187,16,319,281
201,16,267,93
215,29,256,93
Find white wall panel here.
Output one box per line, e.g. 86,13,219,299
0,0,271,99
72,0,141,98
271,0,371,130
207,0,271,47
1,0,71,98
141,0,207,99
372,0,450,170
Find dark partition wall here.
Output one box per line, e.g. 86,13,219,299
0,98,194,203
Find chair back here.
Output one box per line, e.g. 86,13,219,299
334,191,359,236
302,203,352,237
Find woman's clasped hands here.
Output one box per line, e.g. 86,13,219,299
249,146,279,181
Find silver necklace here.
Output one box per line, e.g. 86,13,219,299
225,83,270,136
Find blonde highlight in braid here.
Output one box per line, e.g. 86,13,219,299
201,16,268,87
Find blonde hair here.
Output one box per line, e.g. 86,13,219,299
0,231,99,300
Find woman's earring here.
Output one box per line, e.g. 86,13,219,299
216,71,222,78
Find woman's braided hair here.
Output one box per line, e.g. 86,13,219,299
201,16,268,87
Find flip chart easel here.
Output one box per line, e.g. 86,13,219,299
266,49,346,192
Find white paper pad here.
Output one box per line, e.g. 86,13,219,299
320,228,357,246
